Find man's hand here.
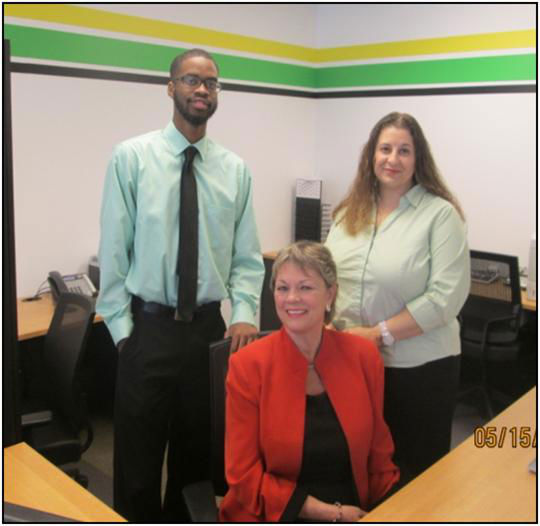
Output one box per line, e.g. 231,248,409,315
225,322,258,353
117,338,128,353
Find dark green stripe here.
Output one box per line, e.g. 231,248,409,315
11,62,535,98
4,24,536,89
317,54,536,87
3,24,315,88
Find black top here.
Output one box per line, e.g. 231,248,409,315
281,392,359,522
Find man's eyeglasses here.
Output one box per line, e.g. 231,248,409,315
172,74,222,93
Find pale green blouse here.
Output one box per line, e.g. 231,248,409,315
325,185,470,368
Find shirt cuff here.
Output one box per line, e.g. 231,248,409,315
106,314,134,346
230,301,257,327
406,295,442,333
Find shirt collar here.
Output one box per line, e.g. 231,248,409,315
163,121,208,161
401,184,426,208
371,184,426,222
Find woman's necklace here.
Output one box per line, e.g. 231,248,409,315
306,339,322,368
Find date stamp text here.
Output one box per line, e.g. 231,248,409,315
473,426,537,448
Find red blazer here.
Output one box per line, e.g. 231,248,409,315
219,328,399,522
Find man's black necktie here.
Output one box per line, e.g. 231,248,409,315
176,146,198,322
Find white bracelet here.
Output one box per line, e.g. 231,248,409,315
332,501,342,522
378,320,395,346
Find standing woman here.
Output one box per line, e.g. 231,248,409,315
325,112,470,483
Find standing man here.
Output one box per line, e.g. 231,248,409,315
97,49,265,522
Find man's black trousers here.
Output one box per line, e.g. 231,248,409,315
113,301,226,522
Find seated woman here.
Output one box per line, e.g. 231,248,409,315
219,241,399,522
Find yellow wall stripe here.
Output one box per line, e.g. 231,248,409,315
4,4,318,62
318,30,536,62
4,4,536,65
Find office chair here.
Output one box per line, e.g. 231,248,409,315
182,331,272,522
459,250,523,419
21,292,95,487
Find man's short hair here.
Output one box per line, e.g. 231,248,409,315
169,49,220,79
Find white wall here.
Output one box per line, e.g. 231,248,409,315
315,4,536,46
216,90,316,249
11,73,315,297
11,74,165,296
315,94,536,266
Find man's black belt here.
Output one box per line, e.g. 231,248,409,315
132,295,220,320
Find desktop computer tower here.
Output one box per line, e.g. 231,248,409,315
295,179,322,242
88,255,100,290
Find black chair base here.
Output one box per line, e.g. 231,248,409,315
65,467,89,489
459,381,515,420
182,480,219,523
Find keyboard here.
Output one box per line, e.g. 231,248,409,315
471,269,499,284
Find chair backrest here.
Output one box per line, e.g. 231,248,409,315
462,250,521,322
209,331,272,497
42,292,95,435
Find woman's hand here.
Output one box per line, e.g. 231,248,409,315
345,325,382,346
299,496,367,522
340,504,367,521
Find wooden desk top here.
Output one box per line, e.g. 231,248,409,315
362,388,537,522
522,290,536,312
17,293,102,341
4,442,125,522
263,250,279,260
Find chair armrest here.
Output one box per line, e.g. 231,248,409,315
21,410,53,427
181,479,219,522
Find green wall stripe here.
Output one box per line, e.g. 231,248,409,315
317,55,536,88
4,24,172,73
3,24,315,88
215,54,314,88
4,24,536,90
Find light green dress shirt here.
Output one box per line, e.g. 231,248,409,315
325,185,470,368
97,122,265,345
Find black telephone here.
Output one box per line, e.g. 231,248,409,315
48,271,98,301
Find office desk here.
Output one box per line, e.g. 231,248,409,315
17,292,102,341
362,387,536,522
522,290,536,312
4,442,125,522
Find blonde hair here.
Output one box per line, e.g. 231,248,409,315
271,241,338,324
333,112,465,235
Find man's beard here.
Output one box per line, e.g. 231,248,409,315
174,92,217,126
